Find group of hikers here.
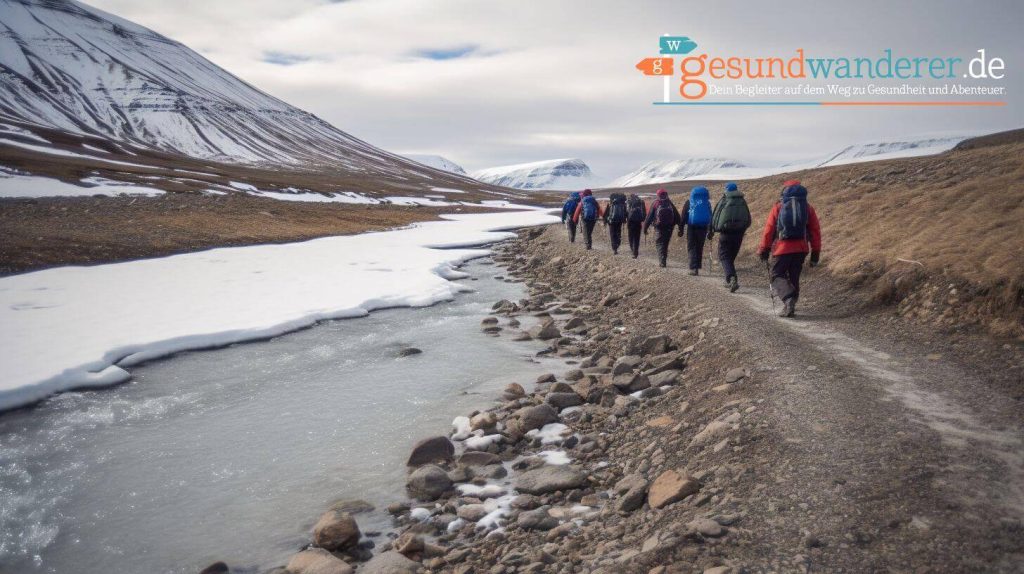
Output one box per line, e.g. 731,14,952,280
559,181,822,318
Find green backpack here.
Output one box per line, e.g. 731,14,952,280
712,191,751,233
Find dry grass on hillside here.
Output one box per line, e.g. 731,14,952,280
0,194,493,275
602,131,1024,337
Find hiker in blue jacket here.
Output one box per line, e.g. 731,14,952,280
560,191,581,243
677,186,713,275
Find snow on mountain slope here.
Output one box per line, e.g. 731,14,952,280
472,158,598,191
402,154,467,175
0,0,472,183
610,158,754,187
805,135,969,168
608,135,973,188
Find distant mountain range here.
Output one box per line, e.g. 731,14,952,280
608,135,971,188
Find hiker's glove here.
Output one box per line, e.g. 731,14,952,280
810,252,820,267
759,251,770,262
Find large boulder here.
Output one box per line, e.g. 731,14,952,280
406,465,452,501
545,392,582,410
285,549,353,574
502,382,526,401
611,373,650,393
647,470,701,509
611,355,643,376
458,451,501,466
406,436,455,466
529,320,561,340
514,466,587,495
312,510,360,551
360,551,421,574
515,404,558,432
517,506,559,531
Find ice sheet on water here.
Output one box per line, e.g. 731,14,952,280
0,209,558,411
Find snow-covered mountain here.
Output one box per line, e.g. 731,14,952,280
804,136,968,169
609,135,972,188
472,159,598,191
0,0,476,184
402,154,467,175
609,158,754,188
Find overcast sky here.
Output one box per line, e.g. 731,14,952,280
87,0,1023,179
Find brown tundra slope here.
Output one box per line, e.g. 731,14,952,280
593,128,1024,339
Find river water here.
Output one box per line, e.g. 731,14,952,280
0,257,560,574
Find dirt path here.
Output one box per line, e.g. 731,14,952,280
558,225,1024,570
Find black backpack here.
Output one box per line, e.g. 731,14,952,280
777,185,809,240
654,199,675,227
607,193,627,224
626,195,645,222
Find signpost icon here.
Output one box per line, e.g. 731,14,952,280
636,34,698,103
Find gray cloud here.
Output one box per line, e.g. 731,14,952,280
85,0,1024,179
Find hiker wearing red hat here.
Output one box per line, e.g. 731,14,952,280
642,189,680,268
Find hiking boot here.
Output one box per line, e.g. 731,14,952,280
613,249,618,255
632,253,638,259
659,260,667,268
778,298,796,317
729,276,740,293
688,269,698,276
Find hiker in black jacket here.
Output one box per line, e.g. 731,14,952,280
625,193,647,258
708,182,752,292
603,192,628,254
642,189,680,268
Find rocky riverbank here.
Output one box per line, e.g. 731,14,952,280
249,226,764,574
228,222,1022,574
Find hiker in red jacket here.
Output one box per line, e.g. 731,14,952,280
572,189,603,250
757,181,822,317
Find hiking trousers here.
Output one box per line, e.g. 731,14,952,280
771,252,807,302
627,221,643,257
608,222,623,253
717,231,745,280
582,219,597,249
653,225,673,266
686,225,709,270
565,219,577,243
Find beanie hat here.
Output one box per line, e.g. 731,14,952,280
782,179,801,186
725,182,738,191
656,188,668,198
581,189,593,197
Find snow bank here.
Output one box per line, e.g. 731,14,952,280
0,173,164,198
0,209,558,411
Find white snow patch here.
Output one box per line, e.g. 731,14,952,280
463,434,503,451
409,507,432,521
526,423,570,445
430,187,465,194
451,416,472,440
456,484,506,498
0,209,558,411
477,494,516,530
0,173,163,198
537,450,571,465
0,138,153,169
81,143,109,154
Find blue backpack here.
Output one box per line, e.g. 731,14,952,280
777,185,809,240
562,192,580,219
581,196,598,221
688,186,712,226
